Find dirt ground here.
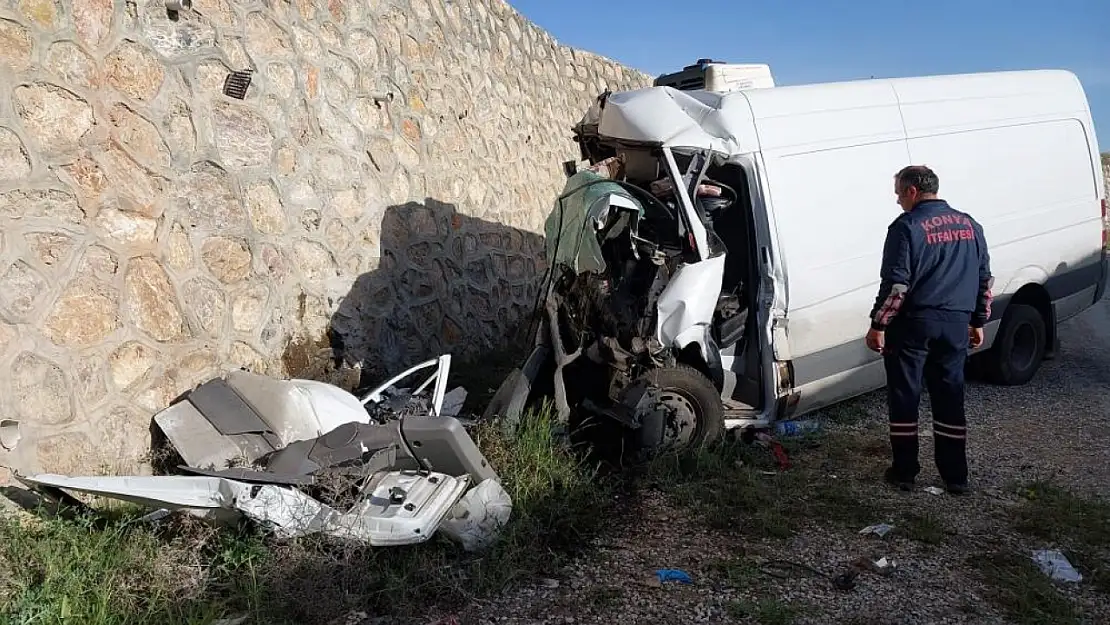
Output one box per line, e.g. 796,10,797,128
447,298,1110,625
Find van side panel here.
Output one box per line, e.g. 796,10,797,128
743,82,909,415
894,71,1104,334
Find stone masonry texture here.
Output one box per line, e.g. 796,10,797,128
0,0,653,477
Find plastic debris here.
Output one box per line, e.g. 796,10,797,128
1032,549,1083,583
540,578,560,589
773,419,822,437
859,523,895,538
923,486,945,496
754,431,792,470
655,568,693,584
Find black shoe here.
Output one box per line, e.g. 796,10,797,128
884,467,914,491
945,482,971,496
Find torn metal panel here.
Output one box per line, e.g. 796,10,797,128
227,370,373,446
262,423,403,476
545,170,643,274
186,377,273,437
153,394,276,470
175,465,316,487
656,253,726,351
18,470,471,545
323,471,471,546
577,86,758,154
398,416,499,484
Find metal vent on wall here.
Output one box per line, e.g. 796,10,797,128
223,69,253,99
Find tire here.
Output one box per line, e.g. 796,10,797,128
636,365,725,452
983,304,1047,386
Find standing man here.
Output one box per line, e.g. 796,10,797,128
865,165,993,495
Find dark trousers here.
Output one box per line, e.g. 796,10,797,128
882,312,970,485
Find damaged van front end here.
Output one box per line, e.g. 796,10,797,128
487,88,780,458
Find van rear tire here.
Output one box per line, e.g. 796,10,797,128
982,304,1046,386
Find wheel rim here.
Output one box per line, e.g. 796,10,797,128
658,390,700,447
1010,321,1039,372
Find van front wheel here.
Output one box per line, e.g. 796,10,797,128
635,366,725,453
982,304,1046,386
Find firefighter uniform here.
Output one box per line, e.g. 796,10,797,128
869,198,993,490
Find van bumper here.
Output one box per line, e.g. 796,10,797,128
1094,253,1109,305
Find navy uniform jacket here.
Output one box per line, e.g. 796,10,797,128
869,199,994,331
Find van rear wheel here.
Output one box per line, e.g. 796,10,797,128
983,304,1046,386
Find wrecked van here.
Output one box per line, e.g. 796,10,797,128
487,66,1107,455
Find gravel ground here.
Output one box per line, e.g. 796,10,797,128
330,299,1110,625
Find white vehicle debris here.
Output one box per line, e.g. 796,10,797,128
14,355,510,552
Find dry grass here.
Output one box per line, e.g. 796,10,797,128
644,428,892,540
0,406,619,625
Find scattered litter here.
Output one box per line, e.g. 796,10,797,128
15,355,511,551
1032,549,1083,583
0,419,20,451
540,578,561,589
773,419,822,437
209,616,248,625
859,523,895,538
655,568,693,584
923,486,945,496
426,617,460,625
136,508,173,524
851,556,897,576
754,432,792,470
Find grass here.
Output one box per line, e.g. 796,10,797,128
0,406,618,625
710,554,763,588
971,551,1082,625
966,481,1110,622
645,429,889,539
900,511,949,545
726,597,809,625
1011,481,1110,547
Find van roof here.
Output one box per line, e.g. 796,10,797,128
585,69,1088,155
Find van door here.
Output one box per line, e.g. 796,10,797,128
740,80,912,418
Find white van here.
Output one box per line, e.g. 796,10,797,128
489,69,1106,453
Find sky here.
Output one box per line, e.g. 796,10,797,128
509,0,1110,144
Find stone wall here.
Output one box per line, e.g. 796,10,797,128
0,0,652,477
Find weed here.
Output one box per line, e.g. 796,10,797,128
710,555,762,588
647,431,888,539
902,511,948,545
971,551,1081,625
726,597,808,624
0,406,616,625
583,584,622,609
1011,482,1110,547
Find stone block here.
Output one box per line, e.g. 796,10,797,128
183,277,226,336
0,18,33,72
12,351,73,426
201,235,253,284
12,83,95,158
212,101,275,169
0,260,49,321
0,128,31,182
125,256,188,342
104,41,164,102
42,276,121,347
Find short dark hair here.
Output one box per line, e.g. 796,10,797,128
895,165,939,195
